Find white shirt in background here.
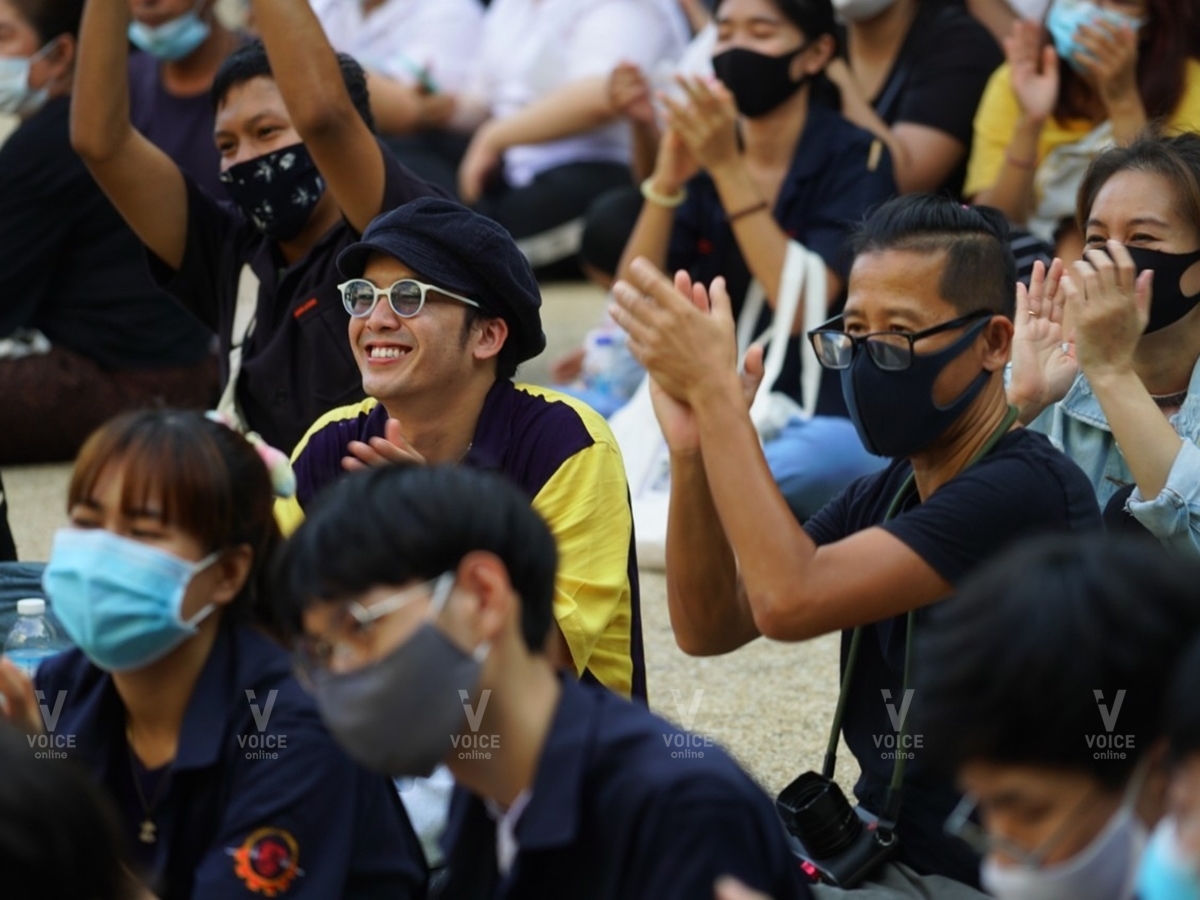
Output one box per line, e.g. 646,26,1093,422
310,0,484,94
1009,0,1050,21
469,0,687,187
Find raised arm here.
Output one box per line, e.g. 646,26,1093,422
965,0,1019,46
248,0,386,235
612,261,952,643
70,0,188,270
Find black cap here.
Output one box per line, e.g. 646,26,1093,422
337,198,546,362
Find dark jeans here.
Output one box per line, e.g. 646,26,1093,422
474,161,633,279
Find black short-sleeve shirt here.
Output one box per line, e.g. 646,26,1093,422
867,2,1002,198
666,104,895,415
0,97,211,370
803,427,1102,884
148,145,445,451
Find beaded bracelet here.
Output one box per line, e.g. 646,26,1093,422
640,177,687,208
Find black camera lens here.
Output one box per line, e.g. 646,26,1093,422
777,772,863,859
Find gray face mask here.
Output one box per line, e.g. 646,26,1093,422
312,575,487,777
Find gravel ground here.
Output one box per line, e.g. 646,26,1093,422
0,281,858,797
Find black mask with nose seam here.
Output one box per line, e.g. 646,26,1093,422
711,44,809,118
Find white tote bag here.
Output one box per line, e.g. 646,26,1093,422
611,242,827,569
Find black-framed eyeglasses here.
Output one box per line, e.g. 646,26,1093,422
807,310,993,372
337,278,482,319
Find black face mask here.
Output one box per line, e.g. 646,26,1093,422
840,318,991,458
219,142,326,242
1124,245,1200,334
711,45,808,119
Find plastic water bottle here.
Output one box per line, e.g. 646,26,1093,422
3,599,65,677
582,331,618,399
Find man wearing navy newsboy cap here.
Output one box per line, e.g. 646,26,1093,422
277,197,646,705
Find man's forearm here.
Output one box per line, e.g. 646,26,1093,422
71,0,133,160
665,452,758,655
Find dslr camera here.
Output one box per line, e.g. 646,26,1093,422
776,771,898,888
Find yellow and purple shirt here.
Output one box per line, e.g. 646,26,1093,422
276,379,645,700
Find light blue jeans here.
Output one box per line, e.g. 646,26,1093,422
763,416,886,522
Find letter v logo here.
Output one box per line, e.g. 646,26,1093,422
670,689,705,730
882,689,914,733
246,689,278,733
460,689,491,733
36,690,67,733
1094,689,1126,733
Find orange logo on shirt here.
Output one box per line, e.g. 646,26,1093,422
232,827,301,896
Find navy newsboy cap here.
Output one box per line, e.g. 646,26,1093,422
337,198,547,362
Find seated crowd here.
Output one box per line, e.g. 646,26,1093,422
1,0,1200,898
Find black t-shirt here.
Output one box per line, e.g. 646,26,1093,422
867,1,1002,198
803,427,1102,884
667,105,896,415
0,97,212,370
148,143,445,452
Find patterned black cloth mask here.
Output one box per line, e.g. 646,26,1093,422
220,142,326,242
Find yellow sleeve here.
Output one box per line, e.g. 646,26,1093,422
531,436,636,698
964,64,1021,201
274,494,305,538
1166,60,1200,135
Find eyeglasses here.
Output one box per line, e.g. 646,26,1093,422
943,788,1105,869
807,310,993,372
337,278,481,319
292,572,455,683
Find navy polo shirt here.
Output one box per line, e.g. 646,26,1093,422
278,380,646,702
147,144,446,452
35,620,427,899
803,428,1101,885
436,677,811,900
667,104,896,415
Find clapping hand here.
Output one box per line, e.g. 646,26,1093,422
342,417,427,471
1010,258,1079,418
1005,19,1059,123
1063,240,1152,381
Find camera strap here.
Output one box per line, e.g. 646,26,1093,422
820,405,1020,829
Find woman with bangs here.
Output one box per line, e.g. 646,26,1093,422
0,410,427,899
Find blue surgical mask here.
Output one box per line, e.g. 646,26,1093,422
128,0,211,62
0,42,55,117
1138,817,1200,900
43,528,220,672
1047,0,1146,74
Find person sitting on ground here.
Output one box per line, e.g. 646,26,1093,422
610,194,1102,890
276,196,645,704
0,410,428,899
1010,133,1200,552
826,0,1001,199
617,0,897,521
965,0,1200,261
127,0,243,198
309,0,482,196
71,0,443,453
916,533,1200,900
453,0,686,277
0,0,216,466
274,463,812,900
1137,633,1200,900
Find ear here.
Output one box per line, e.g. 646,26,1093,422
453,551,516,648
981,315,1015,372
469,316,510,365
41,34,76,81
209,544,255,608
795,33,837,80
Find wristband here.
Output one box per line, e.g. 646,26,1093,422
640,177,687,208
727,200,769,224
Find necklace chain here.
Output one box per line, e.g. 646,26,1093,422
127,741,172,844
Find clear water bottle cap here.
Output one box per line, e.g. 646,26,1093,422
16,598,45,616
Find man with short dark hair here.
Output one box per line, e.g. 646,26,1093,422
611,194,1103,891
274,464,809,900
917,534,1200,900
71,0,443,450
276,197,643,703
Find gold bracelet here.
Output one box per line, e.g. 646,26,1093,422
640,177,687,208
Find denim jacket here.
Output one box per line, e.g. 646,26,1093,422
1028,356,1200,556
